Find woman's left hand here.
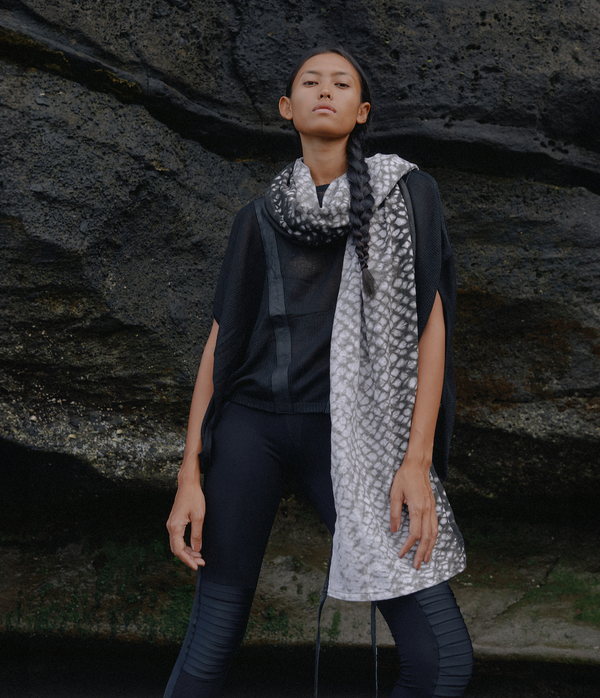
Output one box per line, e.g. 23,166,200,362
389,458,438,570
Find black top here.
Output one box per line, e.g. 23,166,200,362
315,183,329,206
213,194,345,413
203,170,457,481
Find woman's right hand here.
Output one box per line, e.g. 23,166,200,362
167,319,218,570
166,479,206,570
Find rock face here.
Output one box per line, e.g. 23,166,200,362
443,171,600,497
0,59,279,482
1,0,599,495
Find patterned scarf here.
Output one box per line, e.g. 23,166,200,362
265,154,466,601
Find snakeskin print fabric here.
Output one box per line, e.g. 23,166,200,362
266,154,467,602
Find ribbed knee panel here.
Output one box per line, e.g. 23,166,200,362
182,580,254,680
412,583,473,697
377,581,472,698
163,574,254,698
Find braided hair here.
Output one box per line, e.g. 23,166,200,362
286,47,376,297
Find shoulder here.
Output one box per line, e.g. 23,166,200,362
404,170,443,203
404,170,448,232
219,199,265,269
213,199,266,319
225,199,263,249
231,199,261,230
406,169,438,186
404,170,453,263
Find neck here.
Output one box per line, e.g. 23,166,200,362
299,135,348,186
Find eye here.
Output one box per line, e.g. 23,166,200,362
336,82,350,88
303,80,318,86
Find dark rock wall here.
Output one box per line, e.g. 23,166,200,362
1,0,599,495
0,59,278,481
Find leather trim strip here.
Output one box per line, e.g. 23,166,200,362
254,199,293,413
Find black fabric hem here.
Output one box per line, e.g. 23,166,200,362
230,394,330,415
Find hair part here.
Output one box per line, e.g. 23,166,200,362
286,47,376,297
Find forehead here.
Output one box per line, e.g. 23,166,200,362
295,53,360,83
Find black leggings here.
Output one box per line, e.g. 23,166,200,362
164,403,473,697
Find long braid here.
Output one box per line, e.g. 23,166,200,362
285,46,375,295
346,129,376,297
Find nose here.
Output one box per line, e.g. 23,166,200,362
319,88,332,99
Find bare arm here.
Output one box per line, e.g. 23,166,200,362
166,319,219,570
389,291,445,569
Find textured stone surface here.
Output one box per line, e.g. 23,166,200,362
2,0,600,177
0,0,599,495
439,169,600,497
0,60,280,482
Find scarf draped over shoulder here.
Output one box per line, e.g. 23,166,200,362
264,154,466,601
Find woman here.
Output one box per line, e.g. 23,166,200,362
164,47,473,698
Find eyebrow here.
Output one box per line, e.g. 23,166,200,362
299,70,354,79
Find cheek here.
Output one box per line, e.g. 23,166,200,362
291,98,310,121
343,105,362,128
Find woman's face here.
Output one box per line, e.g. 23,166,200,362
279,53,370,141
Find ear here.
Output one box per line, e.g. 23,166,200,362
279,96,294,121
356,101,371,125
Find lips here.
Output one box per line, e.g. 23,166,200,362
313,103,336,113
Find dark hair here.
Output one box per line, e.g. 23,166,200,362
286,47,376,297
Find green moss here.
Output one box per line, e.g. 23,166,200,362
523,568,588,601
307,592,320,607
325,610,341,642
521,568,600,626
292,555,307,573
163,583,196,642
0,533,203,642
261,607,289,635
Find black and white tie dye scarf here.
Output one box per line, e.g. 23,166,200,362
265,154,466,601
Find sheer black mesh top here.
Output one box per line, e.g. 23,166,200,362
213,185,344,414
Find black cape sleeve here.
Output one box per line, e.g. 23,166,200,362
199,202,266,471
404,171,457,481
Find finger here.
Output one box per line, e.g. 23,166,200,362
419,495,439,562
171,533,204,570
398,532,420,560
167,519,187,553
423,509,439,563
398,507,422,558
180,545,206,570
413,525,431,570
190,515,204,554
177,552,204,571
413,505,438,569
398,501,424,561
389,494,404,534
